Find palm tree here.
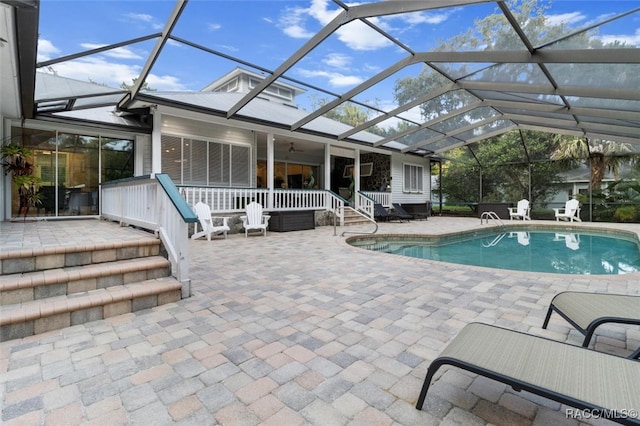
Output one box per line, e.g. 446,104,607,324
551,136,632,190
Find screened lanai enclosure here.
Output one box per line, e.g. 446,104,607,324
432,132,640,222
3,0,640,221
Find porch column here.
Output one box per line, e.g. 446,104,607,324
354,148,361,208
267,133,274,210
324,145,331,192
151,109,162,175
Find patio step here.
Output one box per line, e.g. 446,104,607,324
343,208,373,226
0,278,181,342
0,238,181,342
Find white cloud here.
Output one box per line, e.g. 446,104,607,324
401,10,454,25
278,0,390,50
145,74,187,91
298,69,363,87
123,12,162,30
284,24,315,39
80,43,144,60
279,5,316,39
278,1,459,51
323,53,351,69
335,20,392,51
545,12,586,27
597,28,640,47
46,57,187,91
208,23,221,31
37,39,61,62
218,44,239,53
125,13,154,23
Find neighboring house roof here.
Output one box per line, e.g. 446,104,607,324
557,163,636,184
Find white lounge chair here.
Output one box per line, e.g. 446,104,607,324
508,199,530,220
554,199,581,222
191,201,230,241
240,202,270,237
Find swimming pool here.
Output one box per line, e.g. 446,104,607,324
348,227,640,275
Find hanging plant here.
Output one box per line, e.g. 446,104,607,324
1,142,42,219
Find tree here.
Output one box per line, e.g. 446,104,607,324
550,136,633,190
121,77,155,91
439,130,564,205
310,95,386,136
391,0,640,208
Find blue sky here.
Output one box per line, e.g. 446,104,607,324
37,0,640,115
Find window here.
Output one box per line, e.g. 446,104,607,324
249,77,293,101
161,135,250,186
214,77,238,93
403,163,423,193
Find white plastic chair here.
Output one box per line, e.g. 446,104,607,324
191,201,230,241
554,233,580,250
554,199,581,222
509,231,530,246
508,199,530,220
240,202,270,237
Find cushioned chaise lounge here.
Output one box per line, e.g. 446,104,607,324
374,203,401,222
416,323,640,425
543,292,640,357
391,203,413,221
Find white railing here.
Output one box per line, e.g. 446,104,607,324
180,186,347,226
180,187,269,212
356,192,375,220
101,174,197,297
362,191,392,207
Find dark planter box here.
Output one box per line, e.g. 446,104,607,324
269,210,315,232
478,202,511,220
402,202,431,220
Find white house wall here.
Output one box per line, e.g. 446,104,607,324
159,114,255,185
390,152,431,204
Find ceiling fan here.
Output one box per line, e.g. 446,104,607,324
288,142,304,153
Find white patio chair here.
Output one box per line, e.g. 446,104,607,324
191,201,230,241
554,232,580,250
554,199,581,222
240,202,270,237
508,199,530,220
509,231,530,246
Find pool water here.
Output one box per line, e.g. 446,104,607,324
350,230,640,275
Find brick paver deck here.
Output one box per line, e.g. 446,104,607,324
1,218,639,425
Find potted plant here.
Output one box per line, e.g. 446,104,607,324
1,142,42,219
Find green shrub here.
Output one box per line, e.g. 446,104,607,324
613,206,638,222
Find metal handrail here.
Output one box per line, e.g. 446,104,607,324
340,207,378,237
480,211,504,226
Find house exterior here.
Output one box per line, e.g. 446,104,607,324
1,66,432,222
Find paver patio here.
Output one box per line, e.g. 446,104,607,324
1,217,639,425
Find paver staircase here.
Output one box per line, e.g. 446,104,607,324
343,207,374,226
0,238,182,342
